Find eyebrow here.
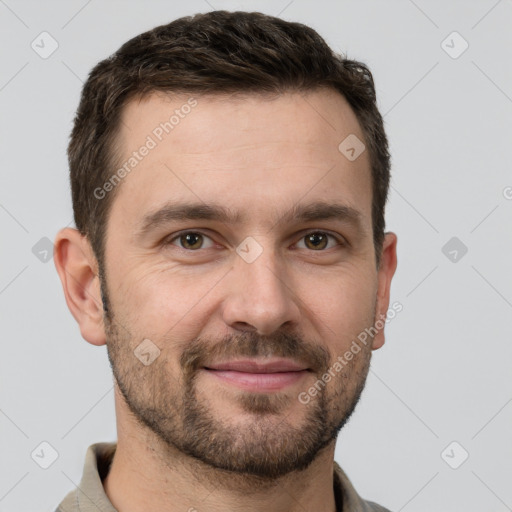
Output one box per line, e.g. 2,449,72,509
135,200,366,238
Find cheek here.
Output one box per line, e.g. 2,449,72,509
111,261,223,340
302,266,376,346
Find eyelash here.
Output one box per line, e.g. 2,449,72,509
165,230,346,252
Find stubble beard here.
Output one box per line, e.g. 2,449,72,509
100,275,373,488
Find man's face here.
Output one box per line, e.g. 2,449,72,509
99,89,391,479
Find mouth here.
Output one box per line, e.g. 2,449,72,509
202,358,311,392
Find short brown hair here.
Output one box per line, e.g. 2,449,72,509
68,10,390,274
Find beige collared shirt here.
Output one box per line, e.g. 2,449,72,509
54,442,391,512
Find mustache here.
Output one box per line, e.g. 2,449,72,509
180,330,330,379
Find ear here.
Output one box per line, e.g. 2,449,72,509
372,232,398,350
53,227,106,346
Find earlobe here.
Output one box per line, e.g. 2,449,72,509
53,227,107,346
372,232,398,351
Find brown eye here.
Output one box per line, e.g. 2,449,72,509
297,231,341,251
168,232,214,250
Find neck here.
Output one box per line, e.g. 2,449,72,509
103,396,338,512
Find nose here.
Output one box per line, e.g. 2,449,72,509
221,243,302,335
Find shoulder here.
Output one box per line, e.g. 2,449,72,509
333,460,392,512
362,500,393,512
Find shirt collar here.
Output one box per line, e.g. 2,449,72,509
57,442,377,512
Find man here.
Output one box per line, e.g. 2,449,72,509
54,10,397,512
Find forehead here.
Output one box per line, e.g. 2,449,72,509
118,88,364,154
108,89,372,235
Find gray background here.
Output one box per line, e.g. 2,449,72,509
1,0,511,511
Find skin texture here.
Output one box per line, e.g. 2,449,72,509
54,88,397,512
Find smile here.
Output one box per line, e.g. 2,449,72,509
202,366,310,392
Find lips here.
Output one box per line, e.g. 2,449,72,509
202,358,311,392
203,358,309,373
